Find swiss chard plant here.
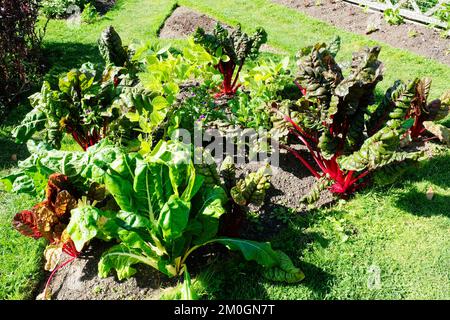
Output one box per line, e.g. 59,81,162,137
274,38,448,204
9,172,87,298
193,23,267,97
2,139,304,298
12,26,146,150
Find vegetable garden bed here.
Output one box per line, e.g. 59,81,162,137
272,0,450,65
1,0,450,301
158,6,285,55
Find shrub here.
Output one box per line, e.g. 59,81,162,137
0,0,43,114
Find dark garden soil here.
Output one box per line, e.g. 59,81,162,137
272,0,450,65
158,6,286,54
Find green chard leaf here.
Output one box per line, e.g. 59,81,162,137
230,165,271,206
181,265,198,300
12,108,47,144
262,250,305,283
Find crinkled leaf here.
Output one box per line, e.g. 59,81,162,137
262,250,305,283
191,186,228,245
158,195,191,243
98,244,141,280
66,204,103,252
231,165,271,206
12,108,47,144
98,26,128,66
423,121,450,146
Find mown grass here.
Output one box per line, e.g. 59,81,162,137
0,192,46,300
0,105,47,299
0,0,449,299
199,148,450,299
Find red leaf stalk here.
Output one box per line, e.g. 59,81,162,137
214,59,243,97
285,116,370,198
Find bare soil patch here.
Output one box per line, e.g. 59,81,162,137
272,0,450,65
159,6,285,54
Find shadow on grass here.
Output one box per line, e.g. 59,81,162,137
0,103,34,170
197,211,335,299
41,41,103,85
0,138,30,171
392,151,450,218
396,190,450,218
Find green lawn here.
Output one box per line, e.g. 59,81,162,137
200,147,450,299
1,0,449,299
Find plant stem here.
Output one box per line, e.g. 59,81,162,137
231,60,244,91
280,144,321,178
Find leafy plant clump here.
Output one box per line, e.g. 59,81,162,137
383,8,405,26
195,153,272,237
275,37,448,203
11,27,146,150
41,0,92,18
2,139,304,298
81,2,99,24
193,23,267,97
11,173,84,298
434,3,450,36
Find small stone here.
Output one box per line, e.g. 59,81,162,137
366,13,381,34
11,154,17,161
426,186,434,200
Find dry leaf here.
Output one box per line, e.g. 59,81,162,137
36,288,52,300
44,244,63,271
426,186,434,200
11,154,17,161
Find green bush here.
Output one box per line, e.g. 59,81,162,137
41,0,90,18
